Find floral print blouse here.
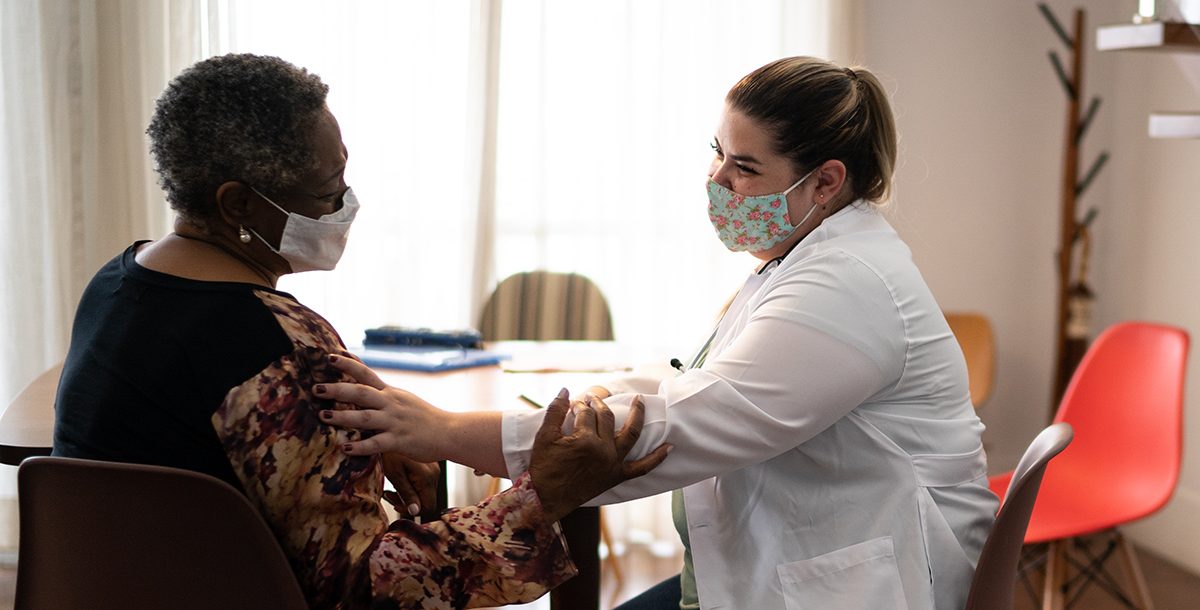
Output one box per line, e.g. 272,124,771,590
211,290,576,608
54,244,575,610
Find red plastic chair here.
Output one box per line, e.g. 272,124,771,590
988,321,1189,609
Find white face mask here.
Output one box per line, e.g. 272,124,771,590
249,186,359,272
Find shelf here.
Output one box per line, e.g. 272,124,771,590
1097,21,1200,52
1148,112,1200,138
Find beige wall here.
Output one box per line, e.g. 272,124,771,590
862,0,1200,574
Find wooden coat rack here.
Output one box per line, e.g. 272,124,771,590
1039,3,1109,413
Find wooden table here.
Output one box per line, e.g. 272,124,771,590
0,342,647,609
0,363,59,465
374,341,637,610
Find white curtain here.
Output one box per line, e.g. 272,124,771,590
0,0,200,410
0,1,202,544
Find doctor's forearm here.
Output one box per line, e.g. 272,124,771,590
440,411,509,477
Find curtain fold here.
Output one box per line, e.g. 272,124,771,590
1,0,197,406
0,1,203,543
467,0,504,328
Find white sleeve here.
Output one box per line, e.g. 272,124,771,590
501,250,906,503
602,362,677,396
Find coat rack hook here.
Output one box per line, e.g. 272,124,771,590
1049,51,1076,99
1038,3,1074,49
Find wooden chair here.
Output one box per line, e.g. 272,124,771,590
16,456,307,610
479,271,614,341
945,311,996,408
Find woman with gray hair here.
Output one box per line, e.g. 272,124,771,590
52,53,667,609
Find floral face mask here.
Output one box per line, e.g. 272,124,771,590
706,168,816,252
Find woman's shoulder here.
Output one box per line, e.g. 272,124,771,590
250,289,346,355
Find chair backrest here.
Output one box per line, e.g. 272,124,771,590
944,312,996,408
478,271,613,341
965,423,1073,610
16,456,308,610
1053,321,1189,516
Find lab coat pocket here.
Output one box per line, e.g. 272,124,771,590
777,536,908,610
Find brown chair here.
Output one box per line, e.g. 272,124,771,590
965,423,1073,610
479,270,620,605
945,311,996,408
479,271,614,341
16,456,307,610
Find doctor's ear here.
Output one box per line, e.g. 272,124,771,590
214,181,257,226
813,160,848,204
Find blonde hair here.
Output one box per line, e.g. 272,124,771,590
726,57,897,204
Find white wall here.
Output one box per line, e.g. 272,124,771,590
862,0,1200,574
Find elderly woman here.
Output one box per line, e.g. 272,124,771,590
52,53,667,609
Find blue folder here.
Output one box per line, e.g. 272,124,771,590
352,344,508,372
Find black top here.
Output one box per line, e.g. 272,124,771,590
52,242,296,488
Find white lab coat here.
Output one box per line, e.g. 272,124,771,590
502,203,998,609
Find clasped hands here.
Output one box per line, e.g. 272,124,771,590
313,354,671,522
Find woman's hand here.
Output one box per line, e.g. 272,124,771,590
381,453,440,519
314,355,450,462
529,390,671,522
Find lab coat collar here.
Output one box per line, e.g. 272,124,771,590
758,199,877,275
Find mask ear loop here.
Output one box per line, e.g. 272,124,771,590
782,167,820,228
244,186,293,254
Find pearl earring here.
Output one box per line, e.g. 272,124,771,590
239,226,252,243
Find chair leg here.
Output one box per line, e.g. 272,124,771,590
1043,540,1067,610
1114,530,1154,610
599,510,624,591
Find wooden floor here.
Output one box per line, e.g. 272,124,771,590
489,543,1200,610
1010,544,1200,610
0,542,1196,609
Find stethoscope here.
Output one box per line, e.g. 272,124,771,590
668,238,802,375
669,324,718,374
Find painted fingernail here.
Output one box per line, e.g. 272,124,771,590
407,503,420,516
557,387,569,400
329,355,339,363
314,384,326,394
342,444,353,453
320,410,333,421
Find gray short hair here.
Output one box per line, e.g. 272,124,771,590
147,53,330,219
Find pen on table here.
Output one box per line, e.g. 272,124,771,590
518,394,545,409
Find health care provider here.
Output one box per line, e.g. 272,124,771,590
317,56,999,610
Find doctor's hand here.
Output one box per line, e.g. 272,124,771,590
314,354,449,462
529,391,671,523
